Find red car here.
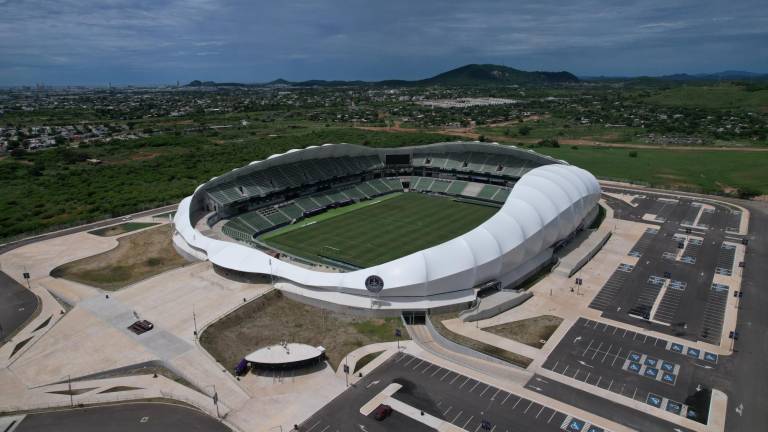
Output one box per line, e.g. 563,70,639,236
372,404,393,421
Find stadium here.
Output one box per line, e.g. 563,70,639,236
173,141,601,311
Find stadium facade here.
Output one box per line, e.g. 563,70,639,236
173,142,601,310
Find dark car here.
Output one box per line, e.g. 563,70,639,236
372,404,393,421
128,320,154,335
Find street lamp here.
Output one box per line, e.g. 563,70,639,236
205,384,220,419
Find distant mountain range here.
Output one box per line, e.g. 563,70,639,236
583,70,768,82
186,64,767,88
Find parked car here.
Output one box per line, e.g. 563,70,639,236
373,404,393,421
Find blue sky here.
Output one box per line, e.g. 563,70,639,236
0,0,766,85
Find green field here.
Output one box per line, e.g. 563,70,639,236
262,193,499,268
644,84,768,111
532,146,768,196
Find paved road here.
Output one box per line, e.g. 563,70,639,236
0,204,177,256
0,271,38,345
722,199,768,431
13,402,229,432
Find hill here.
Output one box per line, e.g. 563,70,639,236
186,64,579,88
419,64,579,86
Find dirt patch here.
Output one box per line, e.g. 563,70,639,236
200,290,407,370
485,315,563,349
89,222,159,237
51,224,188,290
430,311,532,368
129,152,161,161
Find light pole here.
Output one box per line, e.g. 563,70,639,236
67,374,73,408
205,384,220,419
193,305,198,341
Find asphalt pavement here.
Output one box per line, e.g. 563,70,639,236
13,402,230,432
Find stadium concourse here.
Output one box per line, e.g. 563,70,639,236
173,142,601,311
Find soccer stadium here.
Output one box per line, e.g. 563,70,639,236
173,142,601,310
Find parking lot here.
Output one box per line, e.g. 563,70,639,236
593,189,744,343
302,352,612,432
541,318,720,424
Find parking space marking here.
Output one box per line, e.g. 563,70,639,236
412,359,424,370
459,377,471,389
523,401,534,414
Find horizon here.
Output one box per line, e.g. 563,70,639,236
1,0,767,86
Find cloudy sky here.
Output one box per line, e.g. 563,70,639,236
0,0,766,85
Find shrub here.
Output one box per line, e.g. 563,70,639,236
629,151,638,158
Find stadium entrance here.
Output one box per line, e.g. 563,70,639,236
402,311,426,325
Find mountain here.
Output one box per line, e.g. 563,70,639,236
185,64,579,88
419,64,579,86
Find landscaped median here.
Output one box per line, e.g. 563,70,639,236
50,224,188,290
429,311,533,368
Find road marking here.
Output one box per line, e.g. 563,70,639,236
431,367,442,377
601,344,613,362
536,406,546,418
305,421,321,432
452,411,463,423
501,393,511,405
582,340,594,356
443,406,453,416
413,360,424,370
403,357,416,366
523,401,534,414
319,426,330,432
470,381,480,392
479,385,490,397
441,370,451,381
591,342,603,360
512,398,522,410
577,360,593,368
450,374,460,385
490,389,500,400
422,364,432,373
459,378,471,389
611,348,622,367
463,416,474,429
548,410,557,423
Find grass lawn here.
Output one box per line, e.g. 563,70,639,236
262,192,499,268
200,290,407,370
484,315,563,349
50,224,188,290
89,222,159,237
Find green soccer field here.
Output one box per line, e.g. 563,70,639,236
261,193,499,268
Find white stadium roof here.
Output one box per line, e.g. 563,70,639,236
174,142,600,310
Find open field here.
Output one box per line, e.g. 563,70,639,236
532,145,768,196
485,315,563,349
644,83,768,111
200,290,406,369
262,192,499,268
88,222,158,237
50,224,188,290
